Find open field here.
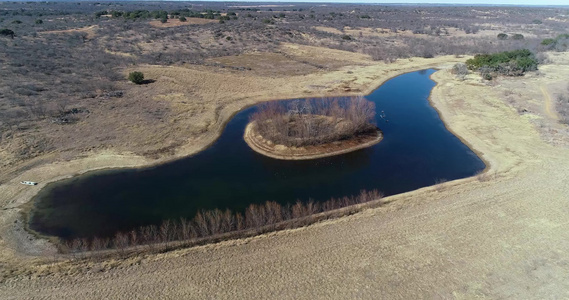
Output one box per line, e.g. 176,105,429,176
1,52,569,299
1,2,569,298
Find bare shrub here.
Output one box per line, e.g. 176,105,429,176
63,189,384,255
557,90,569,124
476,170,490,182
113,232,130,254
250,96,376,147
434,178,447,192
451,63,469,79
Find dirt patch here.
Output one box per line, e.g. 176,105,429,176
39,25,98,39
208,52,323,76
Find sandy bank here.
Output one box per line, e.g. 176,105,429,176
243,121,382,160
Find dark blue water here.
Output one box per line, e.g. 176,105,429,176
30,69,485,239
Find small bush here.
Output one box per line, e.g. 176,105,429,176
512,34,524,40
341,34,352,40
451,63,469,77
35,19,43,24
178,16,187,22
541,38,556,46
497,33,508,40
558,87,569,124
128,71,144,84
0,28,14,38
540,34,569,51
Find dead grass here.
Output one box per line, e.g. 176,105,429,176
314,25,539,40
39,25,98,39
3,55,569,297
3,49,569,298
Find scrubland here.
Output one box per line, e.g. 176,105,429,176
1,2,569,298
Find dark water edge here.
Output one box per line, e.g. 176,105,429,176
29,69,486,240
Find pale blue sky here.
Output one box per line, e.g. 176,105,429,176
212,0,568,5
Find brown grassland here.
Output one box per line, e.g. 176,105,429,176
1,50,569,299
1,2,569,298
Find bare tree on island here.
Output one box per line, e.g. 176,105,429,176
250,96,377,147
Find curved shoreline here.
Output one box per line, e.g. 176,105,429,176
244,122,383,160
4,49,569,299
0,56,472,260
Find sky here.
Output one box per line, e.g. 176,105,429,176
207,0,569,5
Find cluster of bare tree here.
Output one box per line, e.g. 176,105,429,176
250,97,376,147
61,189,383,256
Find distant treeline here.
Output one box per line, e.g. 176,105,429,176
95,9,235,21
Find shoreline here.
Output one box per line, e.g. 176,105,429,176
3,53,569,299
243,121,383,160
0,56,471,260
427,72,491,174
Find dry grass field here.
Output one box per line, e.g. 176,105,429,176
2,2,569,298
1,51,569,299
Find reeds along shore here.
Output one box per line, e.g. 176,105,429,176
61,190,383,255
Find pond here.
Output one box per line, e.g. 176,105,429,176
29,69,485,240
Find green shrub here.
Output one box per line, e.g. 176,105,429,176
541,38,555,46
466,49,538,78
0,28,14,38
497,33,508,40
341,34,352,40
128,71,144,84
512,34,524,40
178,16,186,22
540,34,569,51
35,19,43,24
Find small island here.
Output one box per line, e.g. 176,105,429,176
244,96,383,160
